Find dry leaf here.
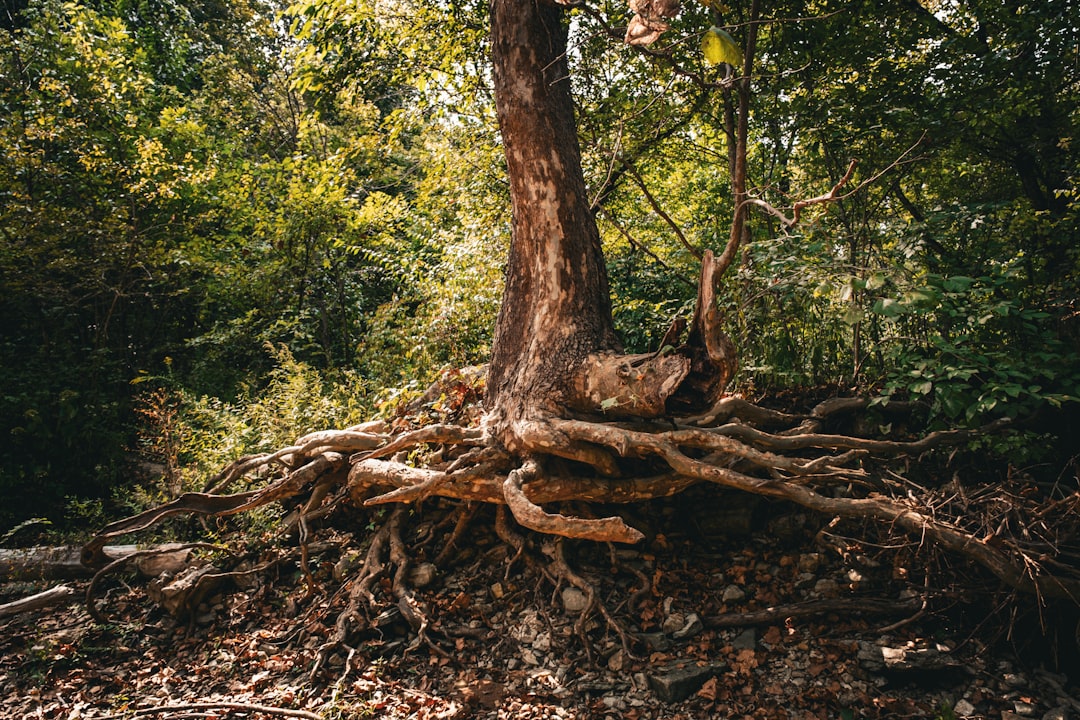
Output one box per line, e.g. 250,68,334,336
696,676,719,701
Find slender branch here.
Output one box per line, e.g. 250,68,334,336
745,159,857,227
745,132,927,229
714,0,761,279
596,205,696,289
622,160,702,260
90,702,321,720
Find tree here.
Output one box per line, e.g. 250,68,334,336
82,0,1080,650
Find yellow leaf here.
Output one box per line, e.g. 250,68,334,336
701,26,743,67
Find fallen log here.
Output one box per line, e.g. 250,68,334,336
0,584,75,618
1,544,193,580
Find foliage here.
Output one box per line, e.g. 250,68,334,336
873,266,1080,428
1,0,1079,530
130,344,371,513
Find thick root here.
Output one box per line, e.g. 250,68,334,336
80,387,1080,638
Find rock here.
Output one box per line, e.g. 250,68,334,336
797,553,821,573
814,578,840,597
721,585,746,603
635,632,671,652
407,562,438,588
954,699,976,716
333,550,363,581
532,632,552,653
662,613,685,635
672,613,703,640
767,513,808,541
601,695,625,710
1004,673,1028,688
1015,702,1038,717
732,628,757,650
511,609,541,644
372,605,402,628
647,662,727,703
1042,707,1068,720
607,649,625,672
561,587,589,613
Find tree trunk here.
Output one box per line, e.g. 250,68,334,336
485,0,737,455
484,0,622,453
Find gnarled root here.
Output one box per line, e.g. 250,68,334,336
80,380,1080,658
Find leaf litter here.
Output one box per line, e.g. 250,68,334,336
2,496,1079,720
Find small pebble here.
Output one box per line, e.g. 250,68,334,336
954,699,976,716
561,587,589,613
814,578,840,597
722,585,746,603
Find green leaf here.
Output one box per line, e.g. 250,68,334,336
842,306,864,326
702,27,743,67
942,275,974,292
910,380,933,395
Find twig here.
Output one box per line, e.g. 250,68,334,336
745,132,926,229
622,160,703,260
90,701,321,719
745,159,858,227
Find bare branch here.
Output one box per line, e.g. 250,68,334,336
622,160,702,260
745,133,927,229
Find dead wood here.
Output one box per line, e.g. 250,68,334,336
2,544,193,581
90,702,321,720
0,584,75,618
703,596,924,628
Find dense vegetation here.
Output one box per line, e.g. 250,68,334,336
1,0,1078,533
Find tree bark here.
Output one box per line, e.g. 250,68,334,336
484,0,622,453
0,585,75,618
484,0,736,452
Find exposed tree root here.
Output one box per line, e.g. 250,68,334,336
545,536,638,662
433,502,479,567
80,383,1080,660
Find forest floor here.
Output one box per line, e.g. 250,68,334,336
2,488,1079,720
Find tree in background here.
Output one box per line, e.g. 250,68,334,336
0,0,421,526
